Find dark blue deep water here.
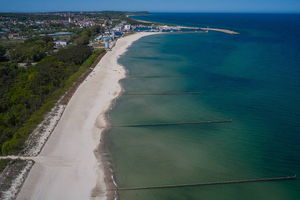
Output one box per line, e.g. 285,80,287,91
106,13,300,200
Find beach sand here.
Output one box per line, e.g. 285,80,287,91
16,32,158,200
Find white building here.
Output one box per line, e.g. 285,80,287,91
112,26,122,32
124,24,131,31
54,40,69,48
94,35,103,41
102,36,113,49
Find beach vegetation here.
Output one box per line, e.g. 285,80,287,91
0,159,10,172
0,45,6,61
57,45,92,65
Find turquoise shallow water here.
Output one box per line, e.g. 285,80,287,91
105,13,300,199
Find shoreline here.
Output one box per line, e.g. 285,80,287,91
100,32,161,200
15,32,159,200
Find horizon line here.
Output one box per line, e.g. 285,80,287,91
0,10,300,14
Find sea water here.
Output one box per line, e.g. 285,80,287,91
105,13,300,200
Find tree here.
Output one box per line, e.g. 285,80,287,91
0,45,6,59
8,37,54,63
57,45,92,65
74,35,90,46
90,25,104,36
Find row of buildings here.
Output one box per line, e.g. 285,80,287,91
92,24,133,49
1,12,188,51
0,12,118,40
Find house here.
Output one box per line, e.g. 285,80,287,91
54,40,69,48
124,25,131,31
8,33,20,39
112,26,122,32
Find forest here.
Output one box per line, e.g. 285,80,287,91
0,27,105,155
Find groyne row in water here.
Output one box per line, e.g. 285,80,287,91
112,120,233,128
127,75,191,78
114,175,297,191
123,91,203,96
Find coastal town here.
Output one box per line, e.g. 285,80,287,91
0,11,148,49
0,11,185,49
0,11,238,57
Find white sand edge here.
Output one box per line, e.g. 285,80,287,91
15,32,159,200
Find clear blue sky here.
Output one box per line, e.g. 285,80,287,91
1,0,300,13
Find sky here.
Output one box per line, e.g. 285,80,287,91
1,0,300,13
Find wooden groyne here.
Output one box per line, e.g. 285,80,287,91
112,120,232,128
124,91,202,96
128,75,191,78
114,175,296,191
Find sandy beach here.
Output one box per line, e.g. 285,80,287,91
16,32,158,200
